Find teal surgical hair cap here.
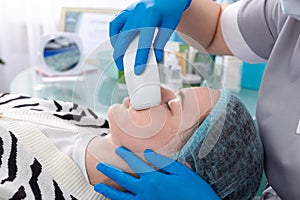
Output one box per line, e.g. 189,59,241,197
174,90,264,199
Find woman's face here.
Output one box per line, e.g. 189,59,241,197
86,86,220,186
108,86,220,155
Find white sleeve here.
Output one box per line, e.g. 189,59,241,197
221,1,267,63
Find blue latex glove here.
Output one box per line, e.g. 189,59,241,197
94,147,220,200
110,0,192,75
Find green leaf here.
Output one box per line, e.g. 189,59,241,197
0,58,5,65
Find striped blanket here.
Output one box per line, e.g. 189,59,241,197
0,93,109,200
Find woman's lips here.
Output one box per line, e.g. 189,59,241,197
123,97,131,108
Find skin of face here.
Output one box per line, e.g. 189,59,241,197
86,86,220,188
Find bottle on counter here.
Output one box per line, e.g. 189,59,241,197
166,54,183,92
222,56,242,92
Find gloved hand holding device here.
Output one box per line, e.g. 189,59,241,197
110,0,192,75
94,146,220,200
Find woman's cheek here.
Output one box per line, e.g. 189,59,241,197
128,107,153,127
108,104,175,150
124,106,169,138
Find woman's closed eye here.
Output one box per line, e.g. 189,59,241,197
165,102,171,110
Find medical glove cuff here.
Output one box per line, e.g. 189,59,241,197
184,0,192,10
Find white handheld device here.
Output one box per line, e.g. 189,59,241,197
123,35,161,110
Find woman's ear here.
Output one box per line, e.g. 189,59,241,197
182,161,192,169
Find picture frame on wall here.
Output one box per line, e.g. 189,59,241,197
60,7,120,56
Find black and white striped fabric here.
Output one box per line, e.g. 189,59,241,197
0,93,110,199
0,93,109,131
0,127,77,199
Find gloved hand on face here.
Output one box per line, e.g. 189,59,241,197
94,146,220,200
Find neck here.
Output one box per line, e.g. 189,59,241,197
85,134,127,185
